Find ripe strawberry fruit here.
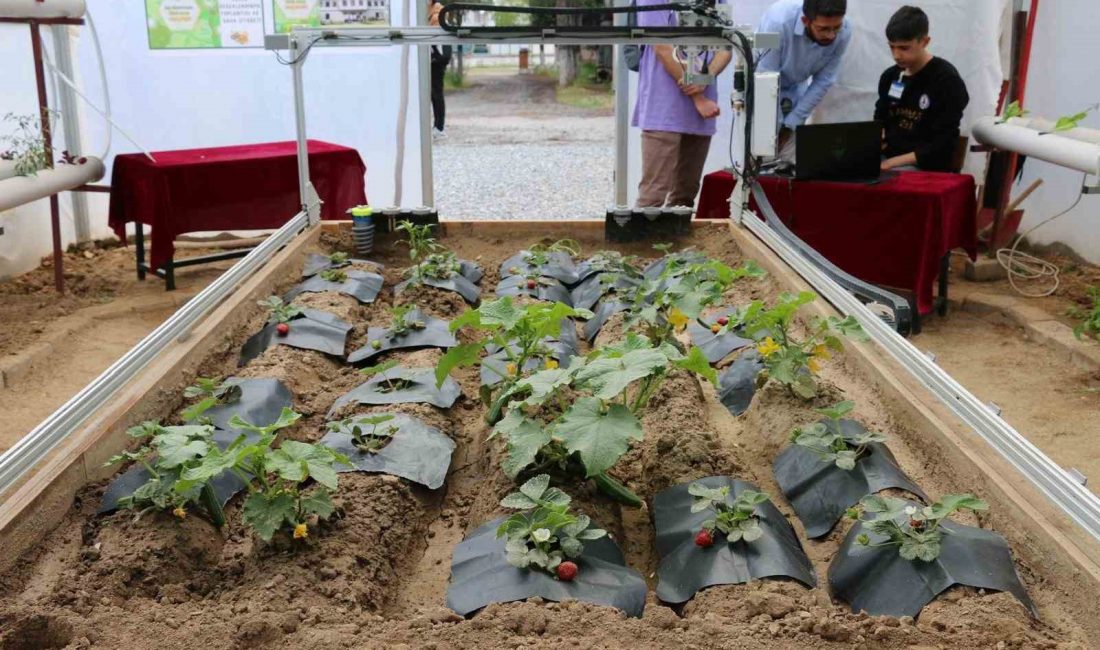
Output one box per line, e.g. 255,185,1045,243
717,316,730,326
526,279,537,290
276,323,290,336
695,529,714,548
557,561,578,582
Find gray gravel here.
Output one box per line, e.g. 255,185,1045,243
432,71,615,220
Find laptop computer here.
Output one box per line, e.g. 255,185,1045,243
796,121,882,182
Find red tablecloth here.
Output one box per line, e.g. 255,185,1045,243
108,140,366,270
696,170,977,314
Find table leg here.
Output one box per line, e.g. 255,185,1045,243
134,221,146,281
936,253,950,317
164,257,176,292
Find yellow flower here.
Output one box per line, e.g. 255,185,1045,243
545,359,559,370
172,506,187,520
807,358,822,375
812,344,831,361
756,337,781,358
506,363,518,376
293,523,309,539
668,307,689,332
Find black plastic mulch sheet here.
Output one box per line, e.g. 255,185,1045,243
652,476,816,604
687,316,756,365
459,260,484,284
395,274,481,305
197,377,294,436
774,418,927,539
98,428,256,515
301,253,384,278
446,516,648,618
570,273,642,312
829,503,1038,619
480,343,577,388
321,412,455,490
499,251,581,285
239,308,353,366
346,308,458,364
495,275,574,306
582,299,628,342
284,269,384,304
328,367,462,415
717,351,766,416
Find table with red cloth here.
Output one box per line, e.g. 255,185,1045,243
696,170,977,315
108,140,366,288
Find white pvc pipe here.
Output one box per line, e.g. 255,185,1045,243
0,156,104,213
973,116,1100,176
0,160,16,183
1008,116,1100,147
0,0,86,18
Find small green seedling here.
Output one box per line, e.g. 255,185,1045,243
181,377,242,424
259,296,303,325
996,100,1028,124
105,421,226,527
319,268,348,283
328,251,350,266
523,239,582,268
1052,103,1098,133
389,304,427,337
328,414,399,453
1066,286,1100,342
854,493,988,562
789,401,887,470
1,112,56,176
496,474,607,577
689,482,770,543
360,359,411,393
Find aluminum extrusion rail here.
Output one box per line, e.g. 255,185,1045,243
0,211,311,497
738,182,1100,540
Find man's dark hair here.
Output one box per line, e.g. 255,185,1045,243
803,0,847,20
886,6,930,41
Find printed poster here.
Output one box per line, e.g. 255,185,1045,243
146,0,265,49
273,0,390,34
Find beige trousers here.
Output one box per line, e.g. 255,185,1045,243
636,130,713,208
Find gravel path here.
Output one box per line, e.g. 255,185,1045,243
433,71,615,220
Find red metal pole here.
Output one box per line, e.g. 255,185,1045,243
28,20,65,293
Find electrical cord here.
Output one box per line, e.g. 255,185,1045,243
996,173,1088,298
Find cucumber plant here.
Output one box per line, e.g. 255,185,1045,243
789,400,887,470
105,421,226,527
327,414,399,453
496,474,607,579
853,493,988,562
731,291,867,399
181,377,243,424
689,482,771,545
1067,286,1100,342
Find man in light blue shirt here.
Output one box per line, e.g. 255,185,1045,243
756,0,851,155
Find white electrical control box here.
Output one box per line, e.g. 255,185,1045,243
751,72,780,158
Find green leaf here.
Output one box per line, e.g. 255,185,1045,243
835,450,858,471
519,368,575,407
574,348,668,400
559,536,583,557
815,400,854,421
555,398,642,477
501,492,540,510
520,474,550,501
500,417,552,479
158,439,210,469
740,520,764,543
242,492,297,542
299,490,335,519
436,343,483,388
267,441,343,490
927,493,988,519
673,345,718,386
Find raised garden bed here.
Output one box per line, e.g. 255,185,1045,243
0,221,1097,649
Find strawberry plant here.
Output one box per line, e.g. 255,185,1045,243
789,400,887,470
180,408,349,542
496,474,607,576
388,304,427,337
521,239,582,268
1066,286,1100,342
319,268,348,283
397,220,461,282
730,291,867,399
689,482,770,543
435,297,592,421
105,421,226,527
328,251,350,266
327,414,399,453
360,360,413,393
853,494,988,562
181,377,243,424
259,296,303,325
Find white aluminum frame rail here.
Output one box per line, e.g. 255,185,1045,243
0,211,310,495
736,185,1100,540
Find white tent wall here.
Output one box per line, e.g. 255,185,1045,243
1014,0,1100,264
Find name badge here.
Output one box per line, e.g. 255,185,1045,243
888,81,905,100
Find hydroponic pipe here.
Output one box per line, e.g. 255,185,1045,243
0,0,86,18
0,156,104,213
0,160,16,183
1007,117,1100,147
972,116,1100,177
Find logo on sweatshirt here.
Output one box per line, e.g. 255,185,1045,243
919,94,931,110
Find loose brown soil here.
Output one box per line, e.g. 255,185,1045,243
0,225,1096,649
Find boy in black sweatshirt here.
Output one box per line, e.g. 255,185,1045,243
875,6,969,172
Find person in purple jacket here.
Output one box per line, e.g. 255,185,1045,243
632,0,732,208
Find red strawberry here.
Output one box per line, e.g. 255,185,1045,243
717,316,729,326
557,561,578,582
526,279,538,290
276,323,290,336
695,529,714,548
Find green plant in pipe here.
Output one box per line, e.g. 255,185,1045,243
496,474,607,579
851,493,989,562
105,421,227,527
789,400,888,470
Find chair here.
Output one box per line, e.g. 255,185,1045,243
950,135,970,174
